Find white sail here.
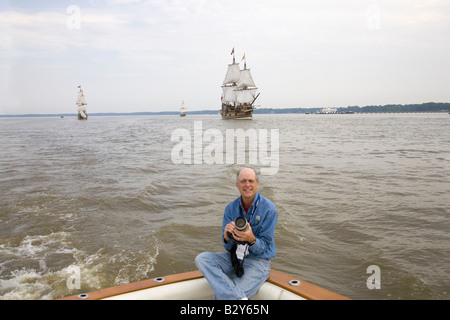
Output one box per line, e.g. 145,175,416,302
77,91,87,106
222,86,237,103
223,63,241,85
236,69,256,88
235,88,257,104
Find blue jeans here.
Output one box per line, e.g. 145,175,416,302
195,251,271,300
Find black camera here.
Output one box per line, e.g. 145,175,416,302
227,217,248,242
234,217,248,232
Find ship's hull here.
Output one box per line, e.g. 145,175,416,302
221,103,254,120
78,111,88,120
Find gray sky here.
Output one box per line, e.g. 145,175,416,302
1,0,449,114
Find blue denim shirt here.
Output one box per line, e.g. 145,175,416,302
222,192,278,259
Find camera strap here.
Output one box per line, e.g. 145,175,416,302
236,194,260,263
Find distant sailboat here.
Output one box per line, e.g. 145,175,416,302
76,85,88,120
220,48,260,120
180,101,187,117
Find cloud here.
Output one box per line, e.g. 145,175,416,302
1,0,449,114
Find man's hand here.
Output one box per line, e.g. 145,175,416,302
224,221,236,242
225,222,256,244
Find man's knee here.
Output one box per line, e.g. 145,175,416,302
195,252,209,268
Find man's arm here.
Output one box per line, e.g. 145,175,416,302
222,205,236,251
248,208,277,256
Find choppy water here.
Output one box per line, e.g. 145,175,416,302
0,113,449,300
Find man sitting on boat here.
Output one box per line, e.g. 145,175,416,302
195,168,278,300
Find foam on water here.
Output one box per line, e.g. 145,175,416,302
0,229,161,299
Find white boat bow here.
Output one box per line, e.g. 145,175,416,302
60,269,350,300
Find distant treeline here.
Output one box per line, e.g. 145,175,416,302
254,102,450,114
1,102,449,117
342,102,449,113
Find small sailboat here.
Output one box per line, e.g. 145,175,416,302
76,85,88,120
221,48,260,120
180,101,187,117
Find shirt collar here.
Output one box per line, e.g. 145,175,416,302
240,192,260,213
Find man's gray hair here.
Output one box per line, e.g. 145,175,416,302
236,168,259,182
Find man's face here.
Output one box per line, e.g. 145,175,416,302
236,169,259,203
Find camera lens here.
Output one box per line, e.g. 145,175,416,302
234,217,248,232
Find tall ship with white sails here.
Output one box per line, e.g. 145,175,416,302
180,100,187,117
76,85,88,120
221,48,260,120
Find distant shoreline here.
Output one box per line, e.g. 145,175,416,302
1,102,449,117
